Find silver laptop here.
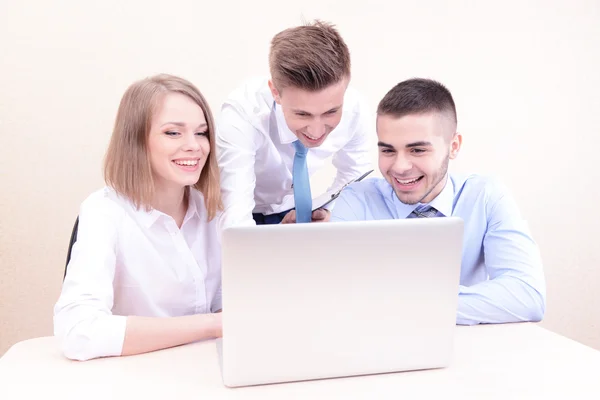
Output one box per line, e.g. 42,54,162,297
217,217,464,387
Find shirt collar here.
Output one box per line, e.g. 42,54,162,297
182,188,202,225
273,101,300,145
107,189,161,228
389,175,454,218
134,188,201,228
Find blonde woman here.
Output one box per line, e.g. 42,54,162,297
54,74,223,361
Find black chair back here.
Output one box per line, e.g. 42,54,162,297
64,217,79,280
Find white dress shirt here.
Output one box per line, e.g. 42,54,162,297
216,76,374,229
54,187,222,361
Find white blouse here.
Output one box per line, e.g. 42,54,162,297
53,187,222,361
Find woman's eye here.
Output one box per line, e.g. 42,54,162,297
196,131,209,137
164,131,179,136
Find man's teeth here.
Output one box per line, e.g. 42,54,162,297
304,133,319,140
174,160,198,166
395,177,420,185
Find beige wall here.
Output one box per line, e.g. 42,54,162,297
1,0,599,355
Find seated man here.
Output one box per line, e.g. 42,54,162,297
331,78,546,325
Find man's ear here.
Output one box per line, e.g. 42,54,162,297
268,80,281,104
449,132,462,159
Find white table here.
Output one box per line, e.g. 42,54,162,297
1,323,599,399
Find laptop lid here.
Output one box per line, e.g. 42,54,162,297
219,217,463,387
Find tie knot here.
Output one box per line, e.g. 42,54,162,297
411,205,438,218
293,140,308,156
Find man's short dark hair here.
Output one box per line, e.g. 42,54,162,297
377,78,457,124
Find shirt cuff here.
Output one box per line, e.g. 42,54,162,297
96,314,128,357
211,291,223,313
321,199,336,211
60,314,127,361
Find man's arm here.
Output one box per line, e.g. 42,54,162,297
329,96,375,196
457,185,546,325
216,105,259,230
330,186,364,222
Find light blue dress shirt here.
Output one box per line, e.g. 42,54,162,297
331,173,546,325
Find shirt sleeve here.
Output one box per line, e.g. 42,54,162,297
53,194,127,361
456,183,547,325
331,186,365,222
216,104,259,231
328,95,375,198
211,285,223,313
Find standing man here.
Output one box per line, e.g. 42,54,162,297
216,20,373,228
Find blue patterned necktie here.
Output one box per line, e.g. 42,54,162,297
408,205,439,218
292,140,312,223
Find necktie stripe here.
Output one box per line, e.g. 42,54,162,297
408,205,438,218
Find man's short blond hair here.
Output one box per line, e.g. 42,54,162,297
269,20,351,91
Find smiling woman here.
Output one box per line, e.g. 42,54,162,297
145,92,212,226
53,74,224,361
103,74,221,220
